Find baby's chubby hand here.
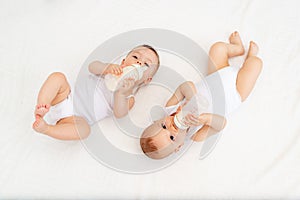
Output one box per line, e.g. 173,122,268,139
184,113,211,127
104,64,123,76
117,78,135,96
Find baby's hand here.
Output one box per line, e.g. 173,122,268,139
117,78,135,96
104,64,123,76
184,113,210,127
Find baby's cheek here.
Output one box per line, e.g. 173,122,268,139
142,71,149,79
149,66,157,76
144,69,153,77
123,58,134,66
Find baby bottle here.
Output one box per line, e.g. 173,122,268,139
173,93,209,130
104,64,147,91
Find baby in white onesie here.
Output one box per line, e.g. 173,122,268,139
140,31,263,159
32,45,160,140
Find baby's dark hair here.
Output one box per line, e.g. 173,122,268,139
140,137,158,154
130,44,160,67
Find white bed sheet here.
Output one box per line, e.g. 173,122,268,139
0,0,300,199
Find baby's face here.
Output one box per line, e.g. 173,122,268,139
122,47,159,84
141,116,187,159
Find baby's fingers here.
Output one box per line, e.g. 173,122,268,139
115,66,123,75
111,66,121,75
184,114,200,126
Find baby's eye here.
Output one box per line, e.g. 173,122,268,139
170,135,175,141
162,123,166,129
133,55,138,59
145,63,149,67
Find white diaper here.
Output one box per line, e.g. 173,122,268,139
44,93,74,125
219,66,242,115
201,66,242,116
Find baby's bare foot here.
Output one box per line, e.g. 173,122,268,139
32,116,50,133
34,104,50,118
229,31,245,56
247,41,259,58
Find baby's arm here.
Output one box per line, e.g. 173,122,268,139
165,81,196,107
113,78,135,118
190,125,219,142
189,113,227,142
88,61,122,76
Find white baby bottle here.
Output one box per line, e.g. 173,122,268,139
104,64,147,91
173,93,209,130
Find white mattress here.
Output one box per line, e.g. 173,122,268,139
1,0,300,199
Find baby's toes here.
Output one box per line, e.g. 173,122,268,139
230,31,237,39
35,104,50,118
230,32,235,39
33,120,38,128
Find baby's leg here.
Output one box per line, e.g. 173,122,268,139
236,41,263,101
33,72,90,140
34,72,71,118
208,31,245,75
33,116,90,140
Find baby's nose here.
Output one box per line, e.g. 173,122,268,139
136,60,142,65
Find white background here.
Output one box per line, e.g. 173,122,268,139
0,0,300,199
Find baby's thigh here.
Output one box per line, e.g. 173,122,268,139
57,116,90,139
236,57,263,101
50,72,71,105
207,42,230,75
73,116,90,139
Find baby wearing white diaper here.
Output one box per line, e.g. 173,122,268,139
32,45,160,140
140,31,263,160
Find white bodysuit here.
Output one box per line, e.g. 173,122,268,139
165,66,242,138
44,70,114,125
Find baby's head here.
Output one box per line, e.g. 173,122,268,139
121,45,160,85
140,115,188,159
